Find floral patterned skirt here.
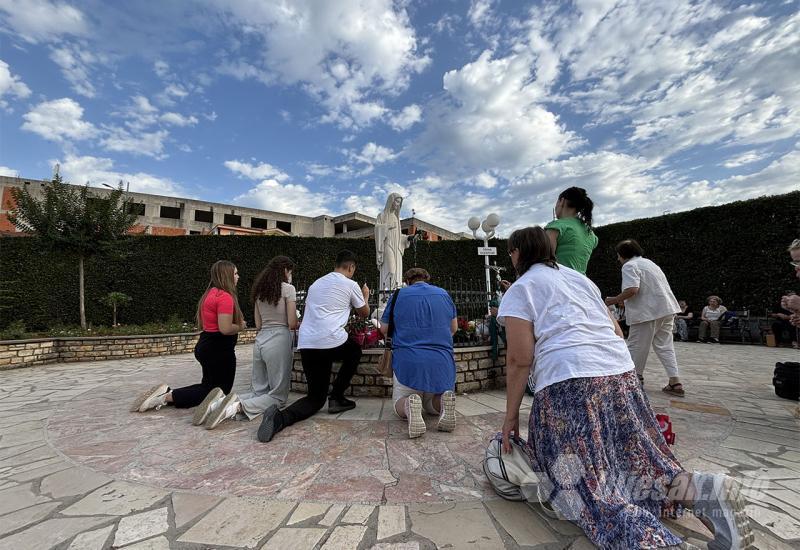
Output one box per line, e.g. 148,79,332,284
526,370,684,549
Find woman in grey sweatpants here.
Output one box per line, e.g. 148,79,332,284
200,256,298,429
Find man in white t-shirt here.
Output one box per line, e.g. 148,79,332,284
258,250,370,443
605,239,685,396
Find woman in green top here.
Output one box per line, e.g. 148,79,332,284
545,187,598,274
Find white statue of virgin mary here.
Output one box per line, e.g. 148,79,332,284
375,192,410,292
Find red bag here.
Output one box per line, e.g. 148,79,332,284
655,414,676,445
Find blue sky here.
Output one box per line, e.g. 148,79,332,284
0,0,798,234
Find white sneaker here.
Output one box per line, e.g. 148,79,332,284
405,394,426,439
205,393,240,430
192,387,225,426
436,390,456,432
131,384,169,412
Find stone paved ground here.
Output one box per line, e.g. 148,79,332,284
0,342,798,549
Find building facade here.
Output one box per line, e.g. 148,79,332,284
0,176,464,241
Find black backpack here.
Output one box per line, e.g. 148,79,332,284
773,362,800,401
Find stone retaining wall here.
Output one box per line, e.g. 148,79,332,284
290,347,506,397
0,332,506,395
0,330,257,370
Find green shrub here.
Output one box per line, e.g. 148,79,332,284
0,320,28,340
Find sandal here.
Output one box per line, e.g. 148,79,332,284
662,383,685,397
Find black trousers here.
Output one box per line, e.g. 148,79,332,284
279,338,362,426
172,331,237,408
772,319,798,345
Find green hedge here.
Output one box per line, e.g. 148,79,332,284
587,191,800,313
0,235,511,329
1,191,797,329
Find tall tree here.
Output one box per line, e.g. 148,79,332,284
8,175,137,329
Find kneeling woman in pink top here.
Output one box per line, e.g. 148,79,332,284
131,260,246,422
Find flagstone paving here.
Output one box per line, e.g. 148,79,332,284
0,342,797,548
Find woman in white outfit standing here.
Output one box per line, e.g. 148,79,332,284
202,256,298,429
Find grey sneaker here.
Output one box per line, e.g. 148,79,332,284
436,390,456,432
192,388,225,426
204,392,239,430
131,384,169,412
691,472,754,550
405,394,426,439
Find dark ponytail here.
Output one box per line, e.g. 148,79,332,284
558,187,594,229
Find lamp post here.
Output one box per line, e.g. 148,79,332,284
102,181,130,192
467,213,500,315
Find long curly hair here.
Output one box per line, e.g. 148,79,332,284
196,260,244,329
251,256,296,306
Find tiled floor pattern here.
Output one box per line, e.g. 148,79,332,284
0,342,797,548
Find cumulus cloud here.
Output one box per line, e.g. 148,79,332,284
410,49,577,179
49,43,98,97
21,97,97,142
56,153,186,196
0,58,30,108
159,112,198,127
345,142,397,176
388,104,422,131
0,0,87,43
100,128,169,159
224,160,289,182
0,165,18,177
353,143,396,165
214,0,430,129
233,179,329,217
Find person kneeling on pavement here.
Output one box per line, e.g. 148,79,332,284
380,268,458,439
257,250,370,443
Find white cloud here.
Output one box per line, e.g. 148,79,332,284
164,83,188,99
353,143,396,165
410,49,577,179
0,165,18,177
116,95,159,130
473,172,497,189
224,160,289,182
101,128,169,159
721,150,771,169
524,2,800,158
214,0,430,129
345,142,397,176
159,112,198,127
153,60,170,78
0,58,30,108
388,104,422,131
233,179,329,217
468,0,496,28
56,154,186,197
0,0,87,43
49,43,98,97
21,97,97,142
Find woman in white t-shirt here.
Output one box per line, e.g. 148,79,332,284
498,227,751,550
698,295,727,344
